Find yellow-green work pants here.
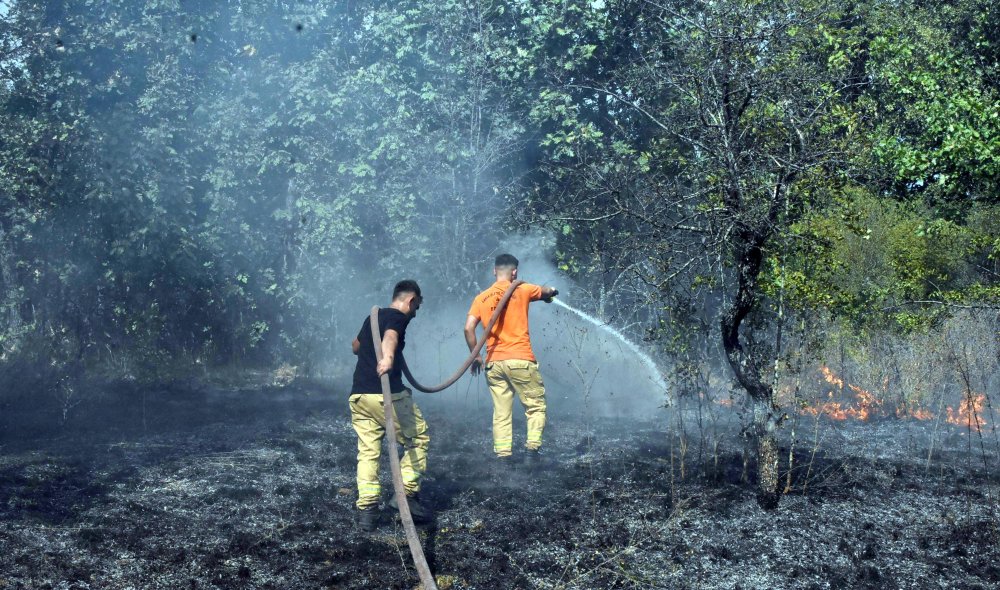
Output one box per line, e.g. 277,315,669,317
349,390,429,509
485,359,546,457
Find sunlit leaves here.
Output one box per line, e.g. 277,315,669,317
771,184,999,331
868,0,1000,202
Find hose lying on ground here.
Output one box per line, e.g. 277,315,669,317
368,280,522,590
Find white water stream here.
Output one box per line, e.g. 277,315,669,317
551,298,669,396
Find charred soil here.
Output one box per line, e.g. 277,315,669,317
0,381,998,589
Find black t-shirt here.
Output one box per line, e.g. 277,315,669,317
351,307,410,394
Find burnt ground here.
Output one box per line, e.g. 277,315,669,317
0,379,998,590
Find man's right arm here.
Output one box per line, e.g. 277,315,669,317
376,329,400,376
464,314,483,375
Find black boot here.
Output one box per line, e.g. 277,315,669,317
357,505,379,532
388,492,431,523
491,454,513,475
524,448,542,468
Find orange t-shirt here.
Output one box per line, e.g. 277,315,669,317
468,279,544,362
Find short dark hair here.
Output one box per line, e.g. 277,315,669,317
494,253,519,269
392,279,421,301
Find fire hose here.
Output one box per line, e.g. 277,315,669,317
400,280,525,393
369,280,523,590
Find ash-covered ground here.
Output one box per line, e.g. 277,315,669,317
1,379,998,590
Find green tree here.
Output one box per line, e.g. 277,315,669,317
520,0,869,508
866,0,1000,205
0,0,538,387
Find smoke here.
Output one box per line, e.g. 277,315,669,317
403,230,669,420
3,0,671,436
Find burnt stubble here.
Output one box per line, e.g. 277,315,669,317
0,383,996,589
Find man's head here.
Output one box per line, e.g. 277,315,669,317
392,279,423,317
494,253,519,280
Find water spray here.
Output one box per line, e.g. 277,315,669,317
374,284,666,589
550,298,669,398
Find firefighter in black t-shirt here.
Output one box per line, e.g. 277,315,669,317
349,279,429,531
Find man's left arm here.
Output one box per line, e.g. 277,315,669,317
464,314,484,375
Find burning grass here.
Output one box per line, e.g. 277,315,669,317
0,381,998,589
793,367,991,433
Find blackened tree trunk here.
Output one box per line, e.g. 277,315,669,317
720,228,782,509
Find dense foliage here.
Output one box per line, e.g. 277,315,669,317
1,0,532,380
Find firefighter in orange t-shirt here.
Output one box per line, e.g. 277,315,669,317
464,253,558,466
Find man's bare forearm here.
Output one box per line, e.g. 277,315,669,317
376,329,399,376
463,315,481,353
381,331,398,366
463,317,484,375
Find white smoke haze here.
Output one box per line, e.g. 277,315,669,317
402,230,669,420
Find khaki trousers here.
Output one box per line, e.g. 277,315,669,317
349,390,429,509
485,359,546,456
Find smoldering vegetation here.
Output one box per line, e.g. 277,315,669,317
1,1,999,589
0,374,997,590
6,296,995,590
4,280,997,589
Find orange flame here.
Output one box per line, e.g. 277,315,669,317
820,366,843,388
847,384,878,421
897,405,935,421
753,366,983,432
805,367,882,421
946,393,987,432
800,392,846,420
806,366,938,423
